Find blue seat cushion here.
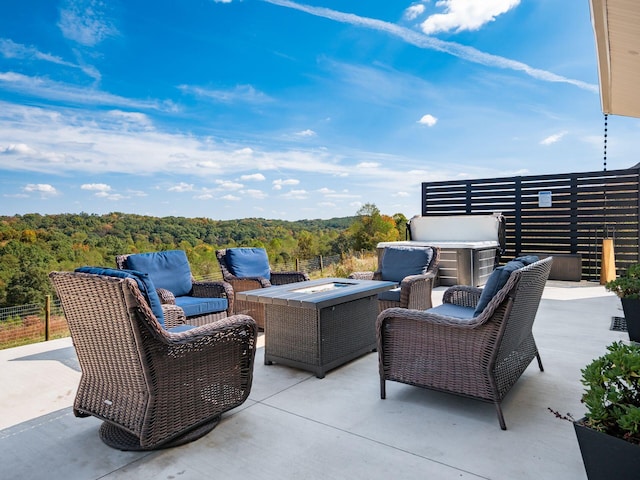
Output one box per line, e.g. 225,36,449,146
75,266,165,327
380,246,433,283
124,250,193,297
378,287,401,302
473,260,526,316
427,303,476,320
175,296,228,317
226,248,271,281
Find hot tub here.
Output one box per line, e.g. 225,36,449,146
377,214,505,287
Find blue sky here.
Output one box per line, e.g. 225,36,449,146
1,0,638,221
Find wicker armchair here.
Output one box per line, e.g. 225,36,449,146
216,247,309,329
49,270,258,451
349,245,440,312
376,256,552,430
116,250,234,326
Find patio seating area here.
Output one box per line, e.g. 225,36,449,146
0,280,625,479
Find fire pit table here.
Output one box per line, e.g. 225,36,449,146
236,278,396,378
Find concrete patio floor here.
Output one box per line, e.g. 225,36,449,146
0,282,626,480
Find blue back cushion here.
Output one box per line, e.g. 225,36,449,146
473,260,526,316
514,255,539,266
380,246,433,283
226,248,271,281
75,266,165,327
124,250,192,297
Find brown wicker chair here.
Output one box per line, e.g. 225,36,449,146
116,251,234,326
349,245,440,312
376,256,552,430
216,247,309,329
49,270,258,451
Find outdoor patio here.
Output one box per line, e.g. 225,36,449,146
0,281,625,480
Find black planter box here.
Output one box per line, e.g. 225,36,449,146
574,419,640,479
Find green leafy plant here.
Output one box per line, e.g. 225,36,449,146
605,264,640,299
580,341,640,444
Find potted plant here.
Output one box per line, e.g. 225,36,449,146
605,263,640,342
572,341,640,479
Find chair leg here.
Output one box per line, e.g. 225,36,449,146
380,378,386,399
536,352,544,372
495,403,507,430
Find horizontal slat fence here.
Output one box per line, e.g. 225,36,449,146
421,167,640,281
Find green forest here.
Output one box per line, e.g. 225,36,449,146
0,204,407,307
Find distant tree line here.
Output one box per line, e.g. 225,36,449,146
0,204,406,307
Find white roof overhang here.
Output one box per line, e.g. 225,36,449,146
589,0,640,117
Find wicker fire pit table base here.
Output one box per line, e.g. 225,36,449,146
236,278,395,378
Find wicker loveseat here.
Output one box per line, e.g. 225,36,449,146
216,247,309,329
116,250,233,326
376,256,552,429
50,269,258,450
349,245,440,312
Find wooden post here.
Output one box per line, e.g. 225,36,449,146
45,295,51,341
600,238,616,285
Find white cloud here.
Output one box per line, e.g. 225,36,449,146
244,189,268,199
295,129,316,137
168,182,195,192
356,162,380,169
216,180,244,190
418,114,438,126
318,187,334,194
393,191,411,197
281,189,308,199
540,131,568,146
58,0,119,46
1,143,36,155
241,173,266,181
222,194,240,201
273,178,300,188
419,0,521,35
81,183,111,192
23,183,59,196
404,3,426,21
213,0,233,3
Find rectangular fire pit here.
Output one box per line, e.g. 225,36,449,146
236,278,396,378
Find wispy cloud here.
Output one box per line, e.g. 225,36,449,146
58,0,118,47
241,173,266,181
295,129,316,137
0,72,173,110
0,38,99,80
262,0,598,93
178,84,272,104
540,131,568,145
81,183,111,192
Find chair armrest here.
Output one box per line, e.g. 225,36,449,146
348,271,375,280
270,271,309,284
442,285,483,308
400,273,436,310
192,280,234,315
161,304,187,329
157,288,176,304
229,277,271,291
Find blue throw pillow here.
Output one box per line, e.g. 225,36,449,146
226,248,271,281
513,255,539,266
380,246,433,283
124,250,193,297
75,266,165,327
473,260,525,316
